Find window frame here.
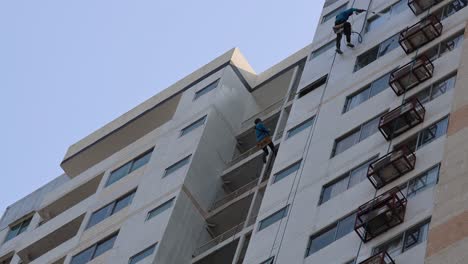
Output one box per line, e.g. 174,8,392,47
193,79,220,100
71,232,119,264
306,212,357,257
4,215,33,242
272,160,302,184
180,115,207,137
405,72,457,105
146,197,175,221
332,112,386,157
86,189,136,229
106,148,154,187
258,205,289,231
286,117,315,139
394,116,449,152
128,243,158,264
365,0,406,33
319,156,378,204
163,154,192,178
310,40,336,60
354,34,399,72
298,75,328,98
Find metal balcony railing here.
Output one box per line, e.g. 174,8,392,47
389,56,434,96
368,146,416,189
355,187,407,243
399,14,443,54
379,98,426,140
210,179,259,211
359,251,395,264
408,0,443,15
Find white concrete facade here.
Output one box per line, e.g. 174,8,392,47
1,1,468,263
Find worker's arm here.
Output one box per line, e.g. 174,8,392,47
257,123,270,134
352,8,366,13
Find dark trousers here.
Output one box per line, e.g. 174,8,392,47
262,142,276,156
335,21,352,50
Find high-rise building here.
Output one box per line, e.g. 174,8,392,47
1,0,468,263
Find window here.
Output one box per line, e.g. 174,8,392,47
194,79,219,100
287,117,315,138
87,190,136,229
273,160,301,183
146,198,175,220
298,75,328,98
106,149,153,187
4,216,32,242
71,232,119,264
400,164,440,198
310,40,336,59
163,155,191,177
324,0,340,8
306,213,356,256
332,113,384,157
373,219,430,258
395,116,449,152
322,3,348,23
129,244,157,264
354,34,400,71
432,0,468,21
320,157,377,204
366,0,406,32
406,73,457,105
258,206,289,231
180,116,207,137
421,32,464,61
343,72,392,113
259,257,275,264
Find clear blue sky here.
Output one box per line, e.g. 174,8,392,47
0,0,324,216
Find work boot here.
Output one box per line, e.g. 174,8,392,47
347,43,355,48
336,49,343,54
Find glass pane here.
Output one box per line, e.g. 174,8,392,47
181,116,207,137
403,222,430,252
308,226,337,255
422,45,440,61
5,224,21,242
369,73,390,97
348,162,370,188
130,151,153,172
336,213,356,239
287,118,314,138
374,235,403,258
194,80,219,99
259,206,288,231
94,234,118,258
106,162,132,186
328,177,349,199
355,47,379,71
378,35,400,57
129,245,156,264
113,191,135,214
442,0,468,19
87,204,113,229
334,130,360,156
322,4,348,23
147,198,175,220
346,87,371,112
274,162,301,183
411,87,431,104
18,218,31,234
434,117,449,138
366,15,388,32
311,41,335,59
71,246,94,264
359,116,380,141
164,156,191,177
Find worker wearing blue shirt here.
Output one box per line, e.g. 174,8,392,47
255,118,277,163
333,8,366,54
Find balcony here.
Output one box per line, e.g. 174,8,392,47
379,99,425,140
355,188,407,242
210,178,259,211
389,56,434,96
359,251,395,264
368,147,416,189
408,0,443,16
399,15,442,54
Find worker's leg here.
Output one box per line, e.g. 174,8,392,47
344,22,354,48
336,33,343,54
268,142,277,155
262,147,269,163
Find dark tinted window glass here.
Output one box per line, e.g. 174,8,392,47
336,213,356,239
287,118,315,138
307,226,337,255
273,161,301,183
87,204,113,229
194,80,219,99
131,151,152,172
106,162,132,186
129,244,157,264
94,234,117,258
259,206,289,231
181,116,206,137
355,47,379,71
164,156,191,177
5,223,22,242
407,165,440,197
70,246,94,264
147,198,175,220
113,192,135,214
